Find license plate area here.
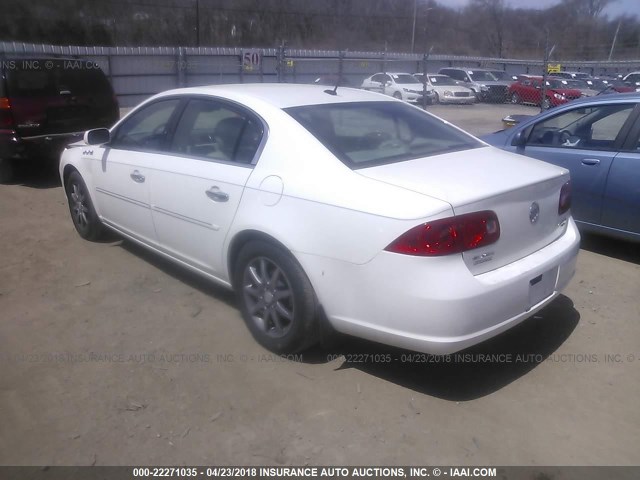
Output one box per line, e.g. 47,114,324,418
527,266,558,310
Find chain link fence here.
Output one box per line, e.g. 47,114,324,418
2,41,639,108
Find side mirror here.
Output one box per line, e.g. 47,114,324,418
511,130,527,147
84,128,111,145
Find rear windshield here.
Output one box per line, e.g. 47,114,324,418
285,101,482,169
392,74,420,84
468,71,497,82
428,75,457,86
6,60,112,97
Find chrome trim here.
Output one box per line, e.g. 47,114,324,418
22,131,84,140
151,205,220,231
95,187,150,209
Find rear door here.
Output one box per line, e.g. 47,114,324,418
149,97,264,277
514,79,539,104
519,102,637,226
91,98,183,244
600,113,640,235
368,74,390,95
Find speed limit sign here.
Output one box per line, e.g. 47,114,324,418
242,49,261,71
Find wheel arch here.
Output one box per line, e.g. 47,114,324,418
62,163,79,186
226,229,296,289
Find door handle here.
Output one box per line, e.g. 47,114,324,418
130,170,145,183
205,187,229,202
581,158,600,166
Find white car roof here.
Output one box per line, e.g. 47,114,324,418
153,83,390,109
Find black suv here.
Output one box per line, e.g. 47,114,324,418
0,56,119,182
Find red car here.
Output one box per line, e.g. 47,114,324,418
587,78,635,94
508,76,582,108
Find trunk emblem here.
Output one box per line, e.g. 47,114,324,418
529,202,540,224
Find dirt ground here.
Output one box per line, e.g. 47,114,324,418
1,103,639,467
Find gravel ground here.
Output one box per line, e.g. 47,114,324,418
0,101,639,467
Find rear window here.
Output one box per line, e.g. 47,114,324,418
285,101,482,169
468,71,497,82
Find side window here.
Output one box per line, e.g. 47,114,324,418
170,98,263,164
527,104,635,150
371,74,385,83
111,99,180,152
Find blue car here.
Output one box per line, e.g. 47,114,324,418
482,93,640,242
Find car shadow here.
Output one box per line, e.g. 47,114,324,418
114,237,579,401
119,239,237,308
6,158,62,189
580,232,640,265
303,295,580,401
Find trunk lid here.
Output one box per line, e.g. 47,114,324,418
358,146,571,274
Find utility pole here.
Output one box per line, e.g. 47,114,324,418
411,0,417,53
422,45,433,110
608,20,621,61
195,0,200,47
540,30,555,113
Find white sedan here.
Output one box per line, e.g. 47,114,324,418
414,73,476,104
60,84,580,355
360,72,426,102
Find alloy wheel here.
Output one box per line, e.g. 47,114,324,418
70,182,90,229
242,256,295,338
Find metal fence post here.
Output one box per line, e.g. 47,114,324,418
382,44,387,96
277,42,286,83
422,46,433,110
177,46,186,87
541,30,555,113
259,48,264,83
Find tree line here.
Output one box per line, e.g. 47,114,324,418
3,0,639,60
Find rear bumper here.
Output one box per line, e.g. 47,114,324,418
481,88,508,103
440,94,476,104
298,218,580,355
0,131,83,161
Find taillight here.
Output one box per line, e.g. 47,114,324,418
0,97,15,130
558,180,571,215
385,211,500,257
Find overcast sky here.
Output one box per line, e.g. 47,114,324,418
440,0,638,18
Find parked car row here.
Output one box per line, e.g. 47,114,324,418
352,69,640,108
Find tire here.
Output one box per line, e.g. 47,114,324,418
65,171,105,241
0,159,13,184
510,92,520,104
234,240,319,354
392,91,402,100
433,92,440,104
